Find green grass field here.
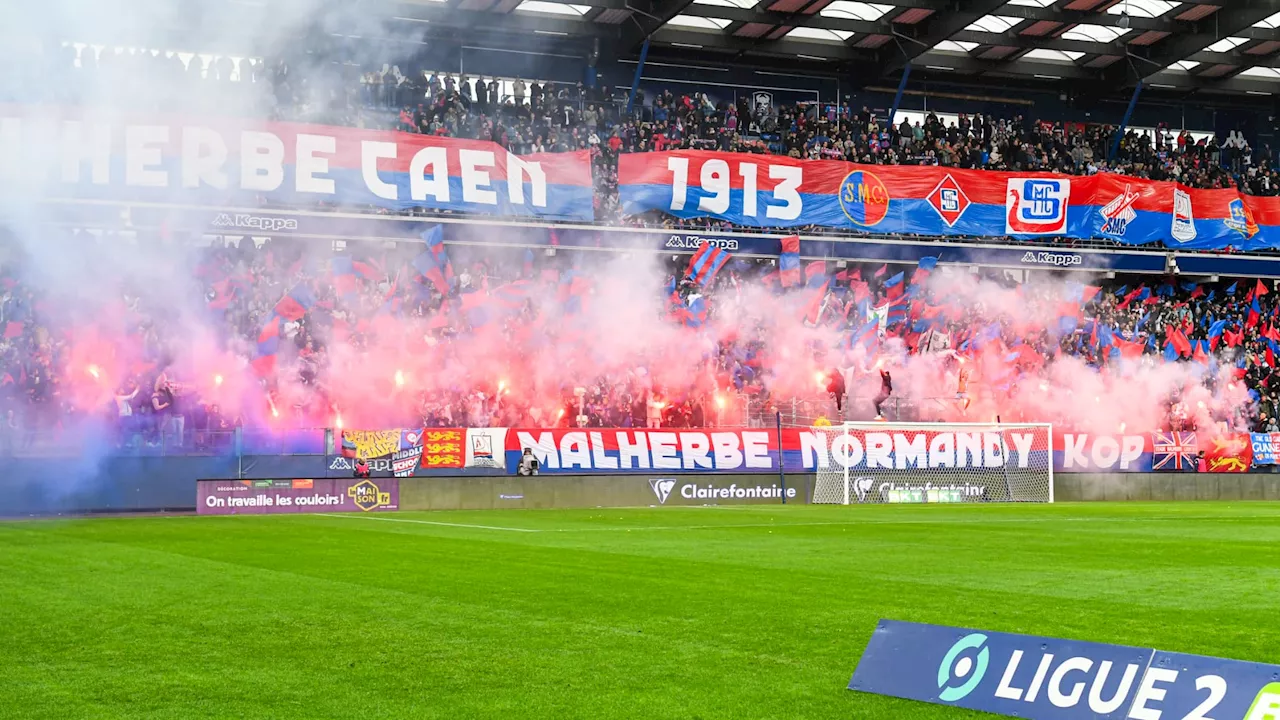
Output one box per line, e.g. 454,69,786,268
2,502,1279,719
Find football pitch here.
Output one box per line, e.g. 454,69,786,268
2,502,1278,719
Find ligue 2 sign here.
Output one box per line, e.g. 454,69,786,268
850,620,1280,719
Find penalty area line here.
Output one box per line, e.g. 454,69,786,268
326,515,540,533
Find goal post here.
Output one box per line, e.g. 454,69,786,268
809,421,1054,504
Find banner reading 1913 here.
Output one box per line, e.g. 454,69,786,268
0,107,594,221
617,150,1280,251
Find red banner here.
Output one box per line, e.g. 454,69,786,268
503,426,1051,474
1203,434,1253,473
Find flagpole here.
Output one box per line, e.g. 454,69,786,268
776,410,787,505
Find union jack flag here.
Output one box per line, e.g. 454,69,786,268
1152,431,1197,471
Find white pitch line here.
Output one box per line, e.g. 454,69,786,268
328,515,540,532
544,514,1280,532
319,512,1280,535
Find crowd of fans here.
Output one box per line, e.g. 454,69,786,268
4,43,1280,237
0,226,1275,455
2,46,1280,454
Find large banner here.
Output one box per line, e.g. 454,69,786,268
0,109,594,220
618,150,1280,251
503,427,1052,475
1203,433,1254,473
1250,433,1280,465
313,427,1265,475
850,619,1280,719
329,428,464,477
197,478,399,515
1054,433,1153,472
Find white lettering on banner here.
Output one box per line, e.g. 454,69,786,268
516,429,1048,472
410,146,449,202
460,149,497,204
515,430,771,471
560,431,590,469
182,126,229,189
362,140,398,200
1009,433,1034,467
1025,653,1055,703
618,432,649,469
995,650,1026,701
867,433,892,468
984,433,1006,468
1046,657,1092,708
61,121,112,185
507,153,547,207
680,483,797,500
712,432,743,469
518,431,559,469
650,432,680,469
743,431,771,468
994,652,1147,713
0,118,554,208
1060,434,1146,470
680,432,712,470
799,431,1039,471
125,125,169,187
895,433,927,468
1128,667,1178,720
242,131,284,191
589,432,618,469
296,133,336,194
1089,662,1140,714
666,156,803,221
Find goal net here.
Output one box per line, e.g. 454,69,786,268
809,421,1053,504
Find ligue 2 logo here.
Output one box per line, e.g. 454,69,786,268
937,633,990,702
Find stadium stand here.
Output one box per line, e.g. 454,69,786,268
2,26,1280,452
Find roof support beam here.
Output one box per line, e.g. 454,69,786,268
880,0,1014,75
620,0,701,53
1103,1,1280,87
1133,2,1280,77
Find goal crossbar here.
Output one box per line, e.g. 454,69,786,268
809,421,1053,505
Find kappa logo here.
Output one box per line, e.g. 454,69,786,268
665,235,739,251
852,476,876,503
1100,183,1139,236
1020,251,1082,267
649,478,676,504
329,456,353,471
210,213,298,233
926,174,970,228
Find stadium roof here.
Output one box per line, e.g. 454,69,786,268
382,0,1280,98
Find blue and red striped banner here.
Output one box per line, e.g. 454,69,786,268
619,150,1280,251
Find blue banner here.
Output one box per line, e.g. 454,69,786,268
619,151,1280,251
1250,433,1280,465
850,619,1280,720
0,112,596,221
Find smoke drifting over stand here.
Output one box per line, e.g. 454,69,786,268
0,0,1261,479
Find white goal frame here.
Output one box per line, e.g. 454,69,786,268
810,421,1054,504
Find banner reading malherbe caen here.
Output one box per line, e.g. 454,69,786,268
0,108,594,221
197,478,398,515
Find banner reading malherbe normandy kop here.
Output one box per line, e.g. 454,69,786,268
197,478,399,515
